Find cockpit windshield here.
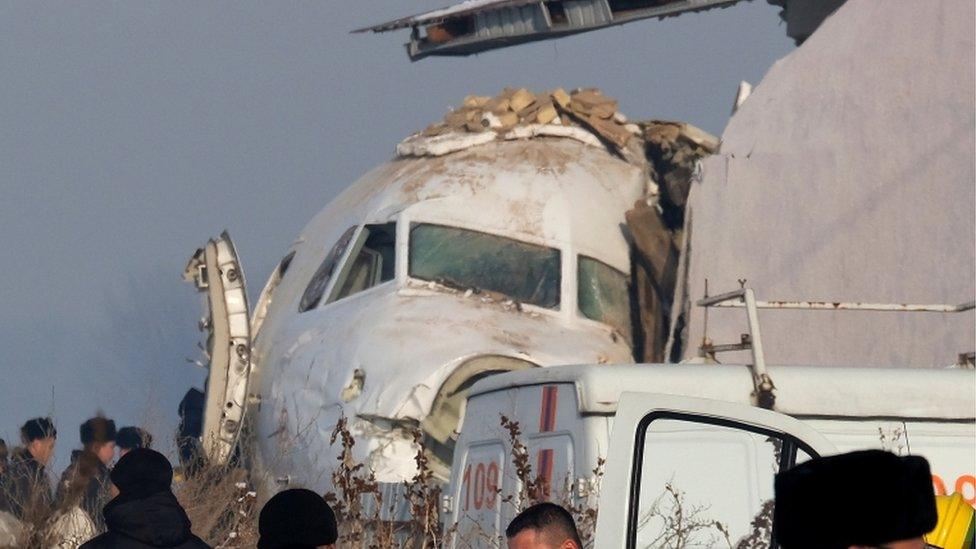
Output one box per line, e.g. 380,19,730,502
408,223,561,309
578,255,632,342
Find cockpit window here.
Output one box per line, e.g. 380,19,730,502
329,222,397,303
299,226,356,312
409,223,561,309
277,251,296,278
578,255,631,342
252,250,297,338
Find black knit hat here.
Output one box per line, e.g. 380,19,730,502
774,450,937,548
80,416,117,446
258,489,338,549
110,448,173,499
21,417,57,443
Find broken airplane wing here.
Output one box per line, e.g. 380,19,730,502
354,0,744,60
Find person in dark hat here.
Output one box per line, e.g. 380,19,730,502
257,488,338,549
116,427,153,458
57,416,117,531
79,448,210,549
0,417,57,525
773,449,938,549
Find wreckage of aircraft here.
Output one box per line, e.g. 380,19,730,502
180,87,714,496
354,0,847,60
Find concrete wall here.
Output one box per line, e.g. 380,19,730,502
676,0,975,367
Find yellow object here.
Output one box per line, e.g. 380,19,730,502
926,493,975,549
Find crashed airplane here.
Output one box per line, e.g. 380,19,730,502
181,0,974,511
182,87,717,493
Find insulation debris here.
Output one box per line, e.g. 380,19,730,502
640,120,718,221
400,87,642,158
627,120,717,362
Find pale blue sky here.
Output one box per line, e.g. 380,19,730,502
0,1,793,463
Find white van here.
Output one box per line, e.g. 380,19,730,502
443,363,976,548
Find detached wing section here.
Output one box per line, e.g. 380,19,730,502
183,231,252,466
354,0,743,60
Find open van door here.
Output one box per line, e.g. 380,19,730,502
594,393,836,549
183,231,252,466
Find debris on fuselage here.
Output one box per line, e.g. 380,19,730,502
399,86,720,363
641,120,718,224
399,87,642,158
629,120,718,362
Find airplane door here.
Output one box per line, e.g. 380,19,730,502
594,393,836,549
183,231,252,466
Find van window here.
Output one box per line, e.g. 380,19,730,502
409,223,561,309
298,226,356,312
630,413,815,548
578,255,631,341
330,222,397,302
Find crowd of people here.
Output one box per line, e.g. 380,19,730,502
0,416,154,547
0,416,970,549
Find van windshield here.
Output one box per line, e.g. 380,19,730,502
409,223,561,309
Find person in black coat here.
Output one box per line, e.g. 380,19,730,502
80,448,210,549
773,450,937,549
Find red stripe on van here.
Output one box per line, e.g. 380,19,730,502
539,385,558,432
537,448,554,499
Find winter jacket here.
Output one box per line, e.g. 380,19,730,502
45,505,96,549
0,448,54,523
57,450,111,532
0,509,24,547
79,490,210,549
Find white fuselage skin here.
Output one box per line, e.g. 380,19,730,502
243,138,646,493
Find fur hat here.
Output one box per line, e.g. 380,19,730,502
110,448,173,498
80,416,117,447
117,426,153,451
21,417,57,443
258,489,338,549
774,450,937,548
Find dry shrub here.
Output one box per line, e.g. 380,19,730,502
403,428,444,548
499,415,604,547
323,415,444,548
734,499,774,549
324,414,386,546
639,482,732,549
174,462,257,547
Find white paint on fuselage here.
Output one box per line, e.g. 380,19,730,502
246,137,646,491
